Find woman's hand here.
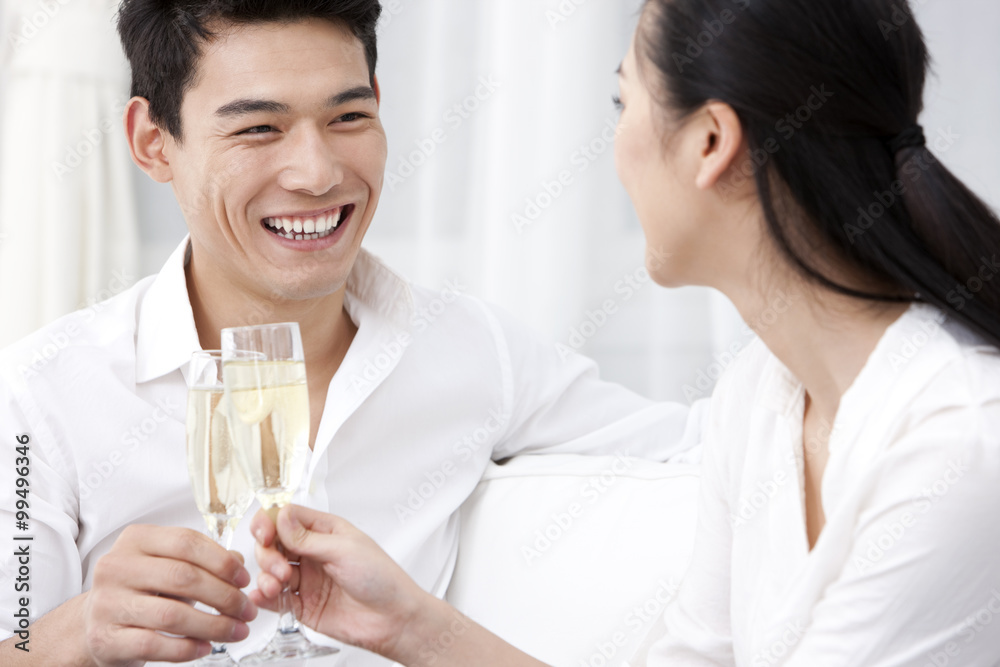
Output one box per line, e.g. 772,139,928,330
248,505,430,659
251,505,549,667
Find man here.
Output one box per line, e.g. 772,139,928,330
0,1,701,664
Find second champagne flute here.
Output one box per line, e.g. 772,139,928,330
186,351,256,666
220,322,338,664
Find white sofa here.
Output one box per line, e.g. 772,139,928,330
445,453,701,666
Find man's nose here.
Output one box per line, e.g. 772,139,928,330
277,128,345,196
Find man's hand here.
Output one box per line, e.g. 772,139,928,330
83,524,258,666
249,505,429,659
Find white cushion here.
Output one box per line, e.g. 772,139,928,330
445,454,700,666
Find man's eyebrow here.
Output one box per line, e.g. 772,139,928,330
214,99,290,117
617,63,627,79
325,86,377,107
214,87,376,118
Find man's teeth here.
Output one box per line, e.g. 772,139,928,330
263,209,345,240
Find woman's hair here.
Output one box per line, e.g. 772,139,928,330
639,0,1000,347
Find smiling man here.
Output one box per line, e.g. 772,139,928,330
0,1,702,665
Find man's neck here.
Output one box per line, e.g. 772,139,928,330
184,248,358,387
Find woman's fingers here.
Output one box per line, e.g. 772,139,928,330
250,508,278,548
248,574,304,618
273,505,351,561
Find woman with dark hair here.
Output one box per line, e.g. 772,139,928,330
247,0,1000,664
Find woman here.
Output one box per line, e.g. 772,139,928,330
249,0,1000,664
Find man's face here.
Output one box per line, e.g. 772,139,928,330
163,18,387,302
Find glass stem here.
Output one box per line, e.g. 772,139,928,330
205,515,238,657
276,540,302,635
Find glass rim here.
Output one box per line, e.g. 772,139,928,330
190,349,223,359
220,322,301,334
187,350,224,390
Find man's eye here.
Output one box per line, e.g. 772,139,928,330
237,125,274,135
335,113,368,123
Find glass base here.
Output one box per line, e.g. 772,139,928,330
239,628,340,665
196,644,240,666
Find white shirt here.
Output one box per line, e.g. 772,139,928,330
647,304,1000,666
0,238,702,664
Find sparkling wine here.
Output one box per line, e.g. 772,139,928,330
223,360,310,510
186,388,254,543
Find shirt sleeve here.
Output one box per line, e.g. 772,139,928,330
782,401,1000,667
0,378,83,642
478,300,705,463
645,383,736,666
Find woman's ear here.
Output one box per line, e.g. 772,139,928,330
694,101,744,191
124,97,173,184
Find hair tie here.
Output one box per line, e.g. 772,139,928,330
887,125,926,154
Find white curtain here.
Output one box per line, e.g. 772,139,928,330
368,0,745,403
0,0,139,348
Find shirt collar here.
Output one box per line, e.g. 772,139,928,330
135,238,201,384
754,303,947,419
135,236,416,385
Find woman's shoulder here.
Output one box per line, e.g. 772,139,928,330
891,305,1000,409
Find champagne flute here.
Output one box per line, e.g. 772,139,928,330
186,351,256,666
220,323,338,664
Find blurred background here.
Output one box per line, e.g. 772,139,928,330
1,0,998,402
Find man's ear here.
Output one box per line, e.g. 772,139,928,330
694,101,744,191
373,74,381,106
124,97,173,184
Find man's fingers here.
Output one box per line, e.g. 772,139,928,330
88,624,212,664
117,525,250,588
113,555,256,621
112,595,251,644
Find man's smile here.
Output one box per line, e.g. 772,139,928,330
261,204,355,241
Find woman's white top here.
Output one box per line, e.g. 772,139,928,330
648,304,1000,666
